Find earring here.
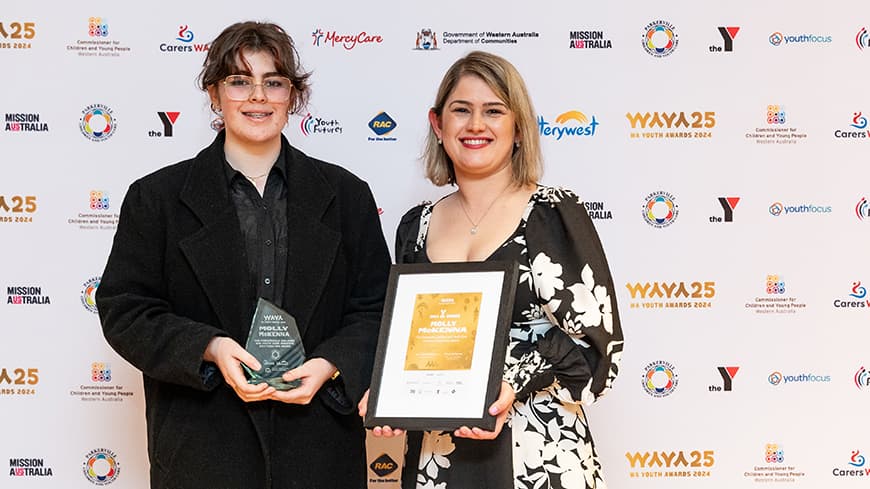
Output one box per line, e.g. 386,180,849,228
514,141,521,148
437,138,442,145
210,104,224,132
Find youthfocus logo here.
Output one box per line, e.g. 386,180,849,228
768,370,831,386
769,31,832,46
768,201,832,216
538,111,599,140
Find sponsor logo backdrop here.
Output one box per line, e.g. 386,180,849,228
2,1,869,488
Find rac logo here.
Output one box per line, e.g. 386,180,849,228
370,453,398,476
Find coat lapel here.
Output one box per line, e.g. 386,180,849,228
281,144,340,339
177,135,255,341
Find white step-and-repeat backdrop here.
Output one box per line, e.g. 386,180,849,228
3,1,869,488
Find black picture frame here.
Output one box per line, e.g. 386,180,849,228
364,261,518,432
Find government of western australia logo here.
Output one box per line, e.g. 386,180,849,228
80,104,116,142
642,191,678,228
643,20,678,57
414,28,438,50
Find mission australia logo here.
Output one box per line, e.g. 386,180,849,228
9,458,53,477
6,285,50,305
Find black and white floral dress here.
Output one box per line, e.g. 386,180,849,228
395,185,623,489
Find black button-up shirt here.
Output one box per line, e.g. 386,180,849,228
223,152,289,308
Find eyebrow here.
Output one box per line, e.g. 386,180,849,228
448,100,508,107
231,70,284,78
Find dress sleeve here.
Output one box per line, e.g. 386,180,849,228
394,204,426,264
506,187,623,405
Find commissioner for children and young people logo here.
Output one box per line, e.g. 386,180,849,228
642,20,678,57
158,24,209,53
68,191,118,231
80,104,116,142
744,443,807,483
709,26,739,53
642,191,679,228
70,362,135,403
83,448,120,485
642,360,678,397
66,17,131,57
0,20,36,50
300,113,343,136
746,274,806,314
538,111,599,140
746,105,807,144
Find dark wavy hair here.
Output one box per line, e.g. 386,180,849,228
198,21,311,113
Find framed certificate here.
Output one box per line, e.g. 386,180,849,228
364,261,518,432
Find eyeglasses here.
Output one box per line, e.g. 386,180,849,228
220,75,293,102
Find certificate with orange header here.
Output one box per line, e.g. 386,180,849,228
404,292,481,371
365,261,517,432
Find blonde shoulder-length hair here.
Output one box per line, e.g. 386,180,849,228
423,50,542,187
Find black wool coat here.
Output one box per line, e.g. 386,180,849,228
96,133,391,489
